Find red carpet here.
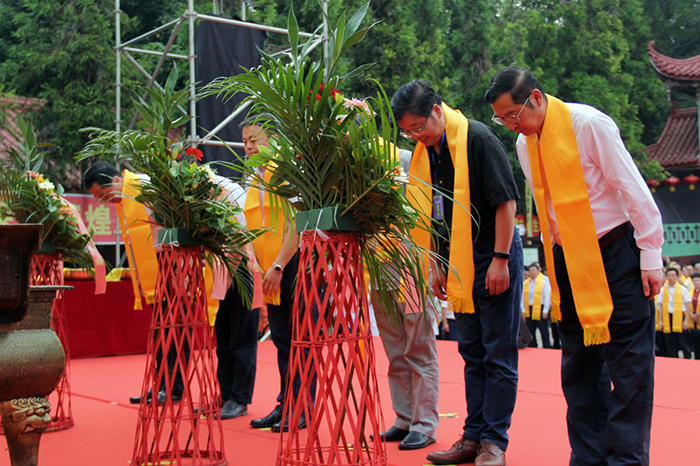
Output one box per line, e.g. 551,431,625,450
2,339,698,465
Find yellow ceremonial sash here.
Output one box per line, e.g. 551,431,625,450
116,170,158,310
525,95,614,346
244,164,285,305
407,103,474,313
661,284,685,334
523,274,545,320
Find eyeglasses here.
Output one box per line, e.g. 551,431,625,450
491,96,531,126
400,114,431,138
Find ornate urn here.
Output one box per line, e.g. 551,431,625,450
0,225,67,466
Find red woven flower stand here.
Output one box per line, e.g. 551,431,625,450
131,245,225,466
278,231,387,466
32,253,74,433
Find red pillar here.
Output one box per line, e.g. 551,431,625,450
131,245,225,466
278,230,387,466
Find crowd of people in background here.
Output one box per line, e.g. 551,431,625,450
655,259,700,359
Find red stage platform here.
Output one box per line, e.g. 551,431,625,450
2,340,698,465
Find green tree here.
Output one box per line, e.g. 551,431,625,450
0,0,121,188
482,0,668,178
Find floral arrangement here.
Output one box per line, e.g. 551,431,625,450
77,66,258,288
0,116,93,268
203,3,435,315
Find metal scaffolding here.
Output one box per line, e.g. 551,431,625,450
113,0,327,264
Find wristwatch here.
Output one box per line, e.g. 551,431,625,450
493,251,511,260
273,262,284,273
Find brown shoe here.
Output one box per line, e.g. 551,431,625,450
426,437,479,465
475,442,506,466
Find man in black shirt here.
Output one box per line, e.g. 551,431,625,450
392,80,523,466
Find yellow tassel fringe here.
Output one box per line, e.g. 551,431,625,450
583,325,611,346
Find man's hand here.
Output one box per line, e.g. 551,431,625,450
263,266,282,297
486,258,510,295
641,269,664,298
431,261,448,301
543,312,549,320
683,319,690,332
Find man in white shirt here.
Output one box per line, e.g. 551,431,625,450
522,263,551,348
84,162,253,414
656,267,692,358
486,67,664,466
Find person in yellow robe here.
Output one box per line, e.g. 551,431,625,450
393,80,523,466
522,263,552,348
241,118,306,434
656,267,691,358
486,66,664,466
689,273,700,359
83,162,247,407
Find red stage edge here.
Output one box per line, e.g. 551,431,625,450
131,245,226,466
278,231,387,466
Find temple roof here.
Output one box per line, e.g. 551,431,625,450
643,107,699,169
648,41,700,81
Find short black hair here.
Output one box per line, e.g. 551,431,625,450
391,80,442,121
527,263,540,270
666,267,679,276
83,162,120,190
240,113,275,129
484,66,546,104
692,273,700,279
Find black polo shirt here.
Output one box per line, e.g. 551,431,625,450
427,119,519,255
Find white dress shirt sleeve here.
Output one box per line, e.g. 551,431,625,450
213,175,247,227
582,114,664,270
542,279,551,316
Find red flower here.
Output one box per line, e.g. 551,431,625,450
185,147,204,162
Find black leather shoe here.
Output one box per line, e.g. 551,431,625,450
220,400,248,420
370,426,410,442
250,405,283,429
129,389,152,404
271,414,307,433
398,431,436,450
153,390,182,405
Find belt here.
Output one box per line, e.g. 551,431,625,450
598,222,631,250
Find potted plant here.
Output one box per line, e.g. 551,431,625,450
203,4,435,466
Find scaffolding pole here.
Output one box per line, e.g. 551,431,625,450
188,0,197,145
114,0,121,265
115,3,319,153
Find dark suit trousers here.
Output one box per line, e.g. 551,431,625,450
554,227,655,466
214,283,260,405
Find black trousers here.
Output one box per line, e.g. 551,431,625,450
214,283,260,405
551,319,561,349
154,306,189,397
662,331,690,359
690,329,700,359
267,253,300,405
525,315,552,348
555,227,655,466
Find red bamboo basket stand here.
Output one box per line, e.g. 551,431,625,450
131,243,225,466
278,229,387,466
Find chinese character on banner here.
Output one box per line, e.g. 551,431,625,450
85,204,112,236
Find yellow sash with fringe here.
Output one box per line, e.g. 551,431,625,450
661,284,685,334
244,165,285,305
116,170,158,310
524,274,545,320
525,95,613,346
408,103,474,313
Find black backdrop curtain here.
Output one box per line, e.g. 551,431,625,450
195,18,265,179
